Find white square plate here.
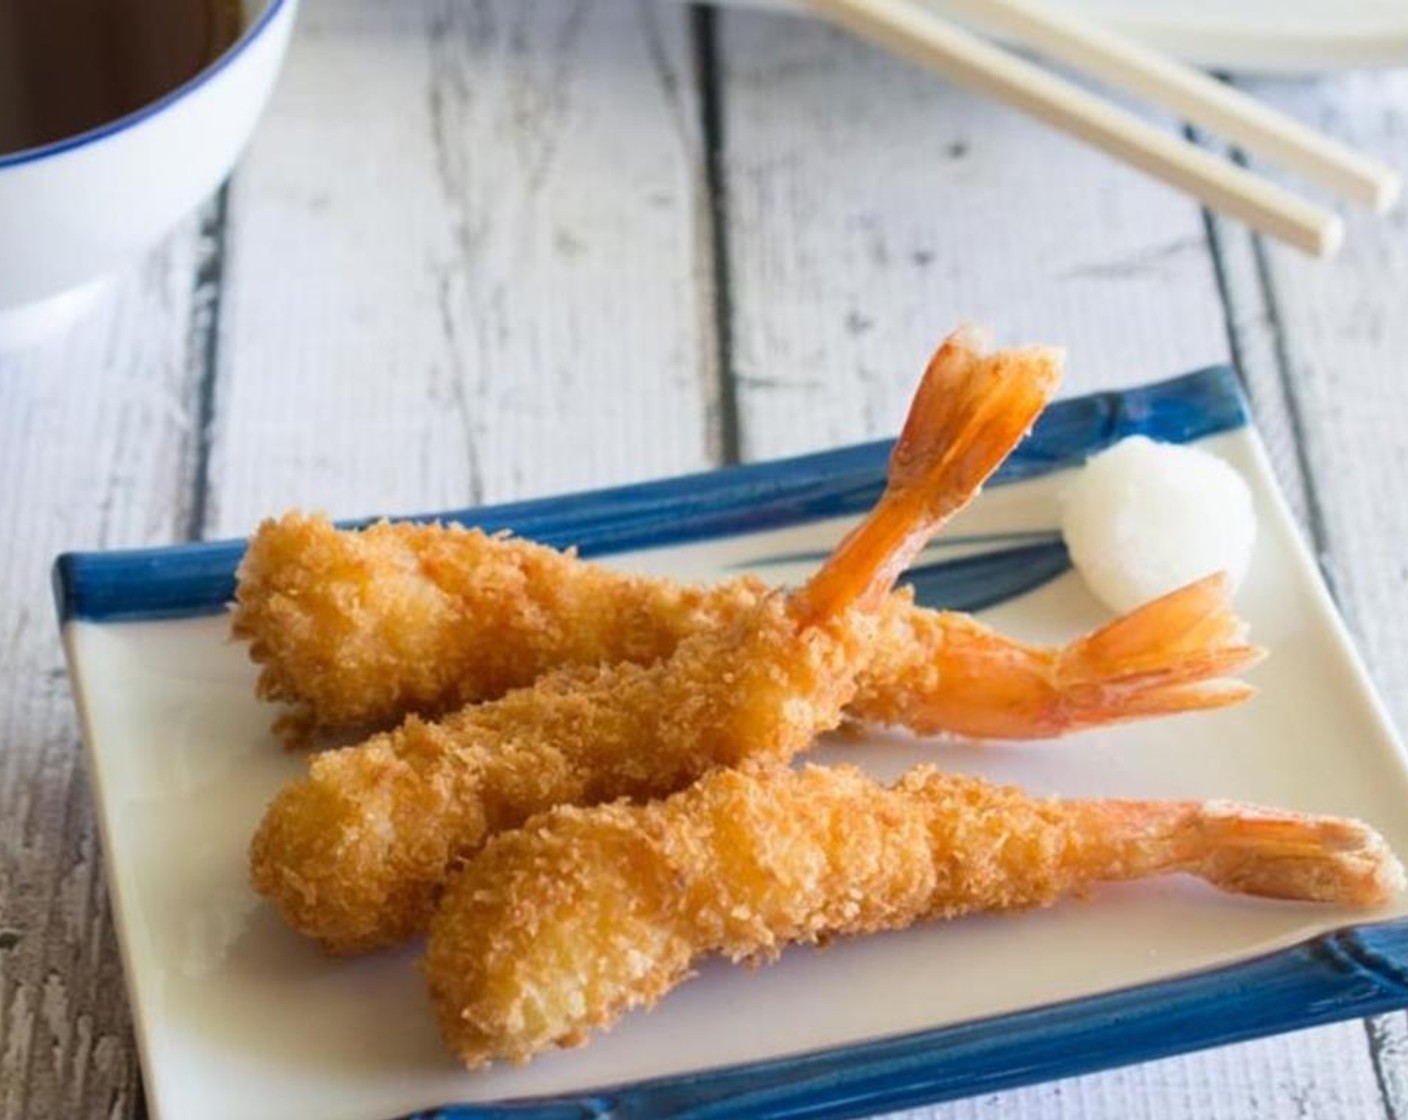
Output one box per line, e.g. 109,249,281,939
55,366,1408,1120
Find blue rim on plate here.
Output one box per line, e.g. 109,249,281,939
409,921,1408,1120
54,364,1243,624
52,364,1408,1118
0,0,292,172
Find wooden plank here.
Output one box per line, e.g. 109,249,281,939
714,8,1231,457
9,9,1401,1120
1207,69,1408,1120
1197,159,1314,533
713,9,1391,1117
1225,70,1408,679
3,3,712,1116
205,0,713,538
0,212,214,1120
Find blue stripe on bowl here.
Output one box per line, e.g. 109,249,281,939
0,0,293,170
52,364,1245,624
406,921,1408,1120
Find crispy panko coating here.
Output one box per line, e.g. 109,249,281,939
425,763,1404,1068
250,329,1061,953
232,512,766,743
250,597,868,952
233,525,1260,744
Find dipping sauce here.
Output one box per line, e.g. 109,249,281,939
0,0,244,157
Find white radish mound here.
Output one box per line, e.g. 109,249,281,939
1060,436,1256,614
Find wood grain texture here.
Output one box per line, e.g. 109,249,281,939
1195,145,1314,534
1231,70,1408,679
714,8,1230,457
1210,69,1408,1120
0,213,217,1120
7,3,1407,1119
205,0,714,538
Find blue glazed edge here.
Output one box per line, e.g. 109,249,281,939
53,365,1245,624
407,921,1408,1120
0,0,292,171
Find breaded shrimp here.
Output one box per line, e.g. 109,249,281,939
233,479,1261,743
232,511,770,744
424,762,1405,1068
250,329,1059,954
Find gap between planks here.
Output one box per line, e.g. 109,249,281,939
1196,71,1408,1120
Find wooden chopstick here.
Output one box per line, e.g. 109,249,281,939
941,0,1401,212
806,0,1347,257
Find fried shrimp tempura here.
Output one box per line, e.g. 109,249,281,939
234,522,1261,748
425,763,1405,1068
250,329,1060,954
232,512,769,744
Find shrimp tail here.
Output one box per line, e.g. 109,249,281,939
1180,803,1406,906
1077,797,1405,907
1047,571,1266,730
795,328,1062,624
856,572,1264,740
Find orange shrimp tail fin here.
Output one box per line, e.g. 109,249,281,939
795,328,1062,625
881,571,1263,741
1183,803,1405,906
1047,571,1266,732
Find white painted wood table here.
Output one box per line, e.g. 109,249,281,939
3,1,1407,1116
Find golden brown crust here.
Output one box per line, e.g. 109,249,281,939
249,598,874,953
424,763,1402,1068
230,339,1257,747
234,517,1262,745
231,513,765,742
424,764,1099,1067
249,330,1062,954
246,340,1263,960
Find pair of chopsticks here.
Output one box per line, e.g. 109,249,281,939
805,0,1401,257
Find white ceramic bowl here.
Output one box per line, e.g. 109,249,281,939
0,0,298,347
